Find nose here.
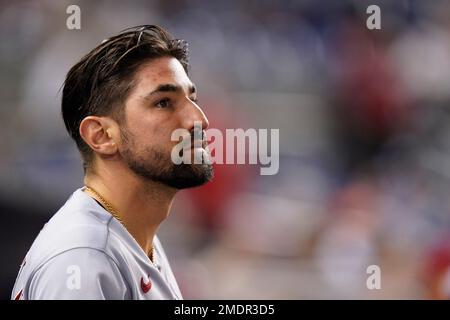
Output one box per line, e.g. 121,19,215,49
182,99,209,132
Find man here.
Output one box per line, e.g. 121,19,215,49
11,25,213,300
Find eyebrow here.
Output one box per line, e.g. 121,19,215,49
144,83,196,99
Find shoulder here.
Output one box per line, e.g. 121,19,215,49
22,189,124,281
27,247,130,299
12,189,134,299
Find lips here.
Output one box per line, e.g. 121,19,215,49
191,129,208,149
191,142,207,149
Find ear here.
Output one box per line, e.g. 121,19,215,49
79,116,119,156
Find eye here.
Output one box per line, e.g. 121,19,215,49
155,98,171,108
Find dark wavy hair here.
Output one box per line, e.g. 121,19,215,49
61,25,189,171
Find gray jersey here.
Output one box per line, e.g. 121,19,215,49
11,188,183,300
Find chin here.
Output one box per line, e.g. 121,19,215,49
165,163,214,190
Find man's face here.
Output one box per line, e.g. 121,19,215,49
118,56,213,189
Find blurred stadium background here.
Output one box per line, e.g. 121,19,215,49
2,0,450,299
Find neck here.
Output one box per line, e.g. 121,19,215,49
83,161,177,257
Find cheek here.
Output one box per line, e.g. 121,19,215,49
126,111,160,138
125,120,178,153
124,107,184,149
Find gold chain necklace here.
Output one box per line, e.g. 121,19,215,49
84,186,155,262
